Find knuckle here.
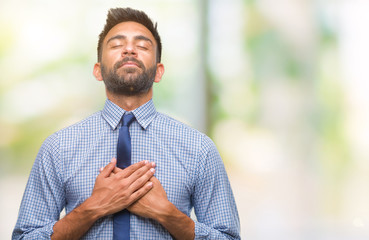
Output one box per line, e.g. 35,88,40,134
117,180,129,189
137,177,147,186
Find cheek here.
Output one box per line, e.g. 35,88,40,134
101,58,119,72
102,50,121,63
142,56,157,68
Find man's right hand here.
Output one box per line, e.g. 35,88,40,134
88,158,156,218
52,158,155,240
51,158,155,240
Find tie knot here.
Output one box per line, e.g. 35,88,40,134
122,113,135,127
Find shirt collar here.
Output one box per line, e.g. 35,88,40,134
102,98,157,130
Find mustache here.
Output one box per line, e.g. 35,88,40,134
114,57,145,70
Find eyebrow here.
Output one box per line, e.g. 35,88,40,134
106,34,153,45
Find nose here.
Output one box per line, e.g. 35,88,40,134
122,43,137,57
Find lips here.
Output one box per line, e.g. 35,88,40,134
113,57,145,72
121,61,139,68
118,57,144,69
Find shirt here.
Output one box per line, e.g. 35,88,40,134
13,99,240,239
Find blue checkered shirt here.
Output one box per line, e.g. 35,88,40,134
13,99,240,239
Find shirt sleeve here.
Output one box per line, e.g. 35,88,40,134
192,136,240,240
12,133,65,240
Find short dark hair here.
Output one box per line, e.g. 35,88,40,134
97,7,162,63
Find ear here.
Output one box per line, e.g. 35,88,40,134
154,63,165,83
93,63,103,81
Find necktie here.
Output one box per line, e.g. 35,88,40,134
113,113,135,240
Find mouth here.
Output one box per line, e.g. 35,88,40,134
121,61,140,68
114,58,144,72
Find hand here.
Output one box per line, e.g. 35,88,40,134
127,177,195,240
87,158,156,218
127,176,171,220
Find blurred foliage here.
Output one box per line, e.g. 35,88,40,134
0,0,350,187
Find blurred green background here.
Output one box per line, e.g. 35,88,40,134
1,0,369,239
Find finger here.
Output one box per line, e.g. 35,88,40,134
112,166,123,174
100,158,117,178
129,181,154,204
118,160,151,178
128,167,156,193
100,167,117,177
149,176,159,184
124,162,155,183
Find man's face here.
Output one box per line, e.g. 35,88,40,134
99,21,159,96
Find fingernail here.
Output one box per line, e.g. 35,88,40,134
144,160,149,164
150,168,155,173
151,162,156,167
148,182,153,187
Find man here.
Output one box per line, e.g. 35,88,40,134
13,7,240,240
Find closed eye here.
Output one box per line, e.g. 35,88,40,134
112,45,123,49
137,45,148,50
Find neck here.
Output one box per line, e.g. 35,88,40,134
106,88,153,111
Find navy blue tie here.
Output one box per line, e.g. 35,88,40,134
113,113,135,240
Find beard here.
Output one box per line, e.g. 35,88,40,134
101,57,157,96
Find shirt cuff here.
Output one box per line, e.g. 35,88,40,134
194,220,209,239
45,220,57,238
14,220,57,239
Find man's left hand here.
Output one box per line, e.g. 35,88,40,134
110,167,195,240
127,176,171,220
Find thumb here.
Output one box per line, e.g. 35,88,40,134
100,158,117,177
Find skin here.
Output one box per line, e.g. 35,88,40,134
52,21,195,240
93,21,164,111
52,159,156,240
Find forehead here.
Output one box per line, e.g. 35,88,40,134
104,21,156,45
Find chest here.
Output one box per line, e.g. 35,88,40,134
63,128,195,215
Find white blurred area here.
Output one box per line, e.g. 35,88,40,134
1,0,369,239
